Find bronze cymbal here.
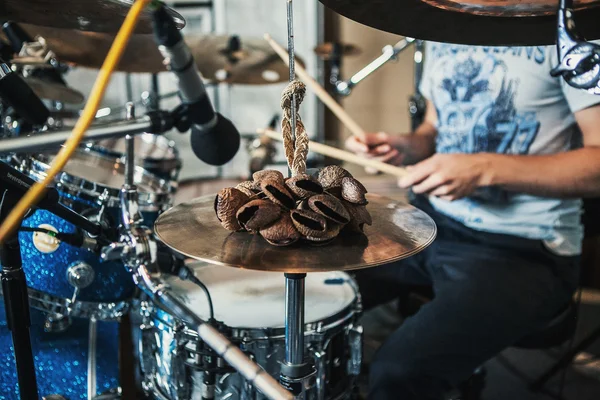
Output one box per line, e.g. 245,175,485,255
25,77,85,104
154,194,437,273
319,0,600,46
314,42,361,60
11,24,300,84
1,0,185,34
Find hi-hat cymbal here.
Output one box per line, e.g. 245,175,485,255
314,42,361,59
154,194,437,273
10,24,300,85
25,77,84,104
1,0,185,33
319,0,600,46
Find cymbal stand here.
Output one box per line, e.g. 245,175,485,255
100,106,292,400
334,38,417,96
281,2,316,397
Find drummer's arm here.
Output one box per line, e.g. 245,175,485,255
400,104,600,200
483,105,600,198
345,101,438,166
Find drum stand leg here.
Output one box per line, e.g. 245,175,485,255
280,273,315,398
0,190,39,400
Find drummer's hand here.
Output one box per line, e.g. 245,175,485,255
345,132,404,166
398,153,493,201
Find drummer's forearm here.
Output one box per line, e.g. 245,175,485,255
393,122,437,165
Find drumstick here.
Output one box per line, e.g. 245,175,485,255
264,33,367,142
258,128,408,178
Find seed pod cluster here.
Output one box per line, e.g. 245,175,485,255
214,166,372,246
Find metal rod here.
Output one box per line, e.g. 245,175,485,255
336,38,416,96
285,274,305,365
87,318,97,399
286,0,297,175
124,103,135,187
0,118,153,154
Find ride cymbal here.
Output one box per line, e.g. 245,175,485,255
1,0,185,33
10,25,301,84
319,0,600,46
154,194,437,273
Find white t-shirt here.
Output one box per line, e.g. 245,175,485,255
419,42,600,256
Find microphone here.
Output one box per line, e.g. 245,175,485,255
0,60,50,125
152,4,240,166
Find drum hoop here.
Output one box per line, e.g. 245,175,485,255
84,134,181,167
5,286,131,321
28,152,172,210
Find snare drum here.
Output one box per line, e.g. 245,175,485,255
15,151,171,321
139,263,362,400
85,133,181,186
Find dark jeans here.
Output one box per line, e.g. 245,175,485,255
354,196,580,400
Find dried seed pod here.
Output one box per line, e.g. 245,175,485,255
214,188,250,231
317,165,352,189
308,194,351,225
341,177,368,205
290,209,328,238
236,181,260,197
285,174,324,200
261,179,296,209
326,186,343,200
236,199,282,232
305,223,342,244
297,199,310,211
253,169,284,183
343,203,373,233
259,213,301,247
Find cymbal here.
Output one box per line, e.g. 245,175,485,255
25,77,85,104
319,0,600,46
314,42,361,59
11,25,300,84
1,0,185,34
154,194,437,273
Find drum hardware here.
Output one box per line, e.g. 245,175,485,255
334,38,418,97
551,0,600,94
1,0,185,34
98,101,291,399
314,42,361,61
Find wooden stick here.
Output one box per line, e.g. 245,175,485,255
258,128,408,178
264,33,367,141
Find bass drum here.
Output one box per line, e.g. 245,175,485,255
139,262,363,400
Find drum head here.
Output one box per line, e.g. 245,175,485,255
32,151,167,195
165,263,357,329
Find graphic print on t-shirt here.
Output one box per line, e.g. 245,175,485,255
429,47,541,156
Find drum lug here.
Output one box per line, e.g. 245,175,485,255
346,324,363,377
43,313,71,333
66,261,95,315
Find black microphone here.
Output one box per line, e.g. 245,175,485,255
152,4,240,166
0,61,50,125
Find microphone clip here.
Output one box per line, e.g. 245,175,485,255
551,5,600,94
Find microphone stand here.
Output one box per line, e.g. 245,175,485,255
0,190,38,400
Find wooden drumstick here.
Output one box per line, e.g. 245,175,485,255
264,33,367,142
258,128,408,178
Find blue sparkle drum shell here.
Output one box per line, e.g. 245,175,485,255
0,306,120,400
15,151,171,307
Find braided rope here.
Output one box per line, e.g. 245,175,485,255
280,80,308,176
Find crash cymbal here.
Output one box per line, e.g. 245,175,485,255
1,0,185,34
154,194,437,273
25,77,84,104
314,42,361,60
10,25,300,84
319,0,600,46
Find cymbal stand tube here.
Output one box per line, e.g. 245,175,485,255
335,37,416,96
280,273,315,398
